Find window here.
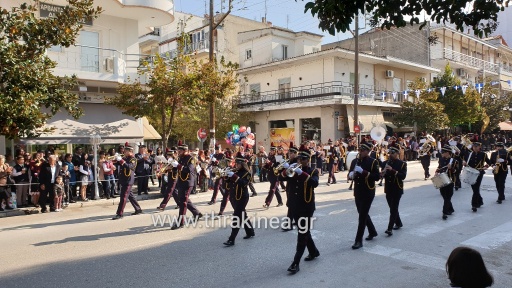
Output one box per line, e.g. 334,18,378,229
249,83,260,99
80,31,99,72
282,45,288,59
278,78,291,99
245,49,252,60
393,78,402,92
300,118,321,143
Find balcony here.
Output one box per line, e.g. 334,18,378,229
162,39,212,60
434,48,499,74
139,28,161,47
238,81,411,111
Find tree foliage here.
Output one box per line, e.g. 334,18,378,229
432,64,482,127
474,81,512,133
300,0,508,38
0,1,102,139
393,78,449,132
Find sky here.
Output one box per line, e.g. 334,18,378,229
174,0,361,44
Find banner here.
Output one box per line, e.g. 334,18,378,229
270,128,295,151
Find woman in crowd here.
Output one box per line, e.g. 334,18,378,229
63,153,76,203
0,155,14,211
78,154,92,202
315,145,324,176
29,152,44,207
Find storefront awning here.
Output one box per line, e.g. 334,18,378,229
21,103,144,144
346,105,385,133
499,121,512,131
142,117,161,140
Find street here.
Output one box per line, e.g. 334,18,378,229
1,161,512,288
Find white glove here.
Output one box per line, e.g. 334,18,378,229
354,166,364,173
283,162,290,169
348,171,354,179
212,157,217,162
498,158,505,163
116,156,122,162
171,161,179,168
227,171,234,177
295,168,303,175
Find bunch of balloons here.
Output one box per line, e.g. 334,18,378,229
225,126,255,148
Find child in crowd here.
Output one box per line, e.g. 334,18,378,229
53,176,65,212
60,164,70,206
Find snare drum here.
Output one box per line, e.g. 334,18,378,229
431,172,451,189
462,166,480,185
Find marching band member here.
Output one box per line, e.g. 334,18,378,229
284,144,320,274
223,152,255,246
244,148,258,197
453,136,465,191
278,142,299,231
381,143,407,236
112,145,142,220
489,141,508,204
135,145,153,195
156,148,179,211
462,139,491,212
208,145,225,205
419,136,434,180
436,145,458,220
217,153,234,216
169,141,203,229
348,140,380,249
276,145,287,190
326,139,339,185
337,140,346,172
263,143,284,209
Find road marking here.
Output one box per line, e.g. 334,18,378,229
328,209,347,215
364,245,445,270
461,221,512,249
407,213,480,237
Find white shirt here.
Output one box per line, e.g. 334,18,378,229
50,165,56,183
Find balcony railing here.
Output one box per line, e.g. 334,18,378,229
161,39,212,60
440,48,499,73
238,81,412,109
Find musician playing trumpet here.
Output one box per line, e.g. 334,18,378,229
462,139,491,212
489,141,508,204
380,143,407,236
436,145,459,220
156,148,179,211
263,143,284,209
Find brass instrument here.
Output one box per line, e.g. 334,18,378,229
285,163,301,177
419,134,436,157
461,135,473,149
273,159,290,174
107,154,124,160
213,167,234,180
451,145,461,155
494,151,501,174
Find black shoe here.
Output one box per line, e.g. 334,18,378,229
378,182,383,186
497,200,503,204
171,223,184,230
195,213,204,221
156,206,164,211
365,233,378,241
276,203,283,207
472,207,477,212
287,263,300,274
144,192,149,195
442,214,448,220
175,205,179,209
281,227,293,232
5,205,14,210
49,208,56,212
393,224,402,230
352,241,363,249
111,195,117,199
112,214,123,220
69,199,76,203
131,210,143,215
243,233,255,239
332,181,337,184
223,240,235,246
385,230,393,236
0,207,4,211
251,193,257,197
207,201,215,205
304,250,320,261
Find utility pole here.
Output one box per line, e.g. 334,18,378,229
354,13,360,147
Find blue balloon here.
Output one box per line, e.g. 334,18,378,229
233,134,240,141
240,132,248,138
227,131,233,138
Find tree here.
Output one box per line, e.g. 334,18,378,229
392,78,449,132
473,80,512,133
432,64,483,127
0,1,102,139
300,0,508,38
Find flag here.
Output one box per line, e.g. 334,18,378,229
392,91,397,101
491,81,499,86
404,90,409,97
461,85,467,95
454,85,459,90
381,92,386,101
440,87,446,96
475,83,483,94
508,80,512,89
415,90,420,99
427,88,432,93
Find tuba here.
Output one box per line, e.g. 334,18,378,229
370,126,386,144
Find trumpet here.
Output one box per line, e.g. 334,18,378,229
107,154,124,160
213,167,233,180
285,163,301,177
273,159,290,174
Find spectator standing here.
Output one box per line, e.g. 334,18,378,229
11,155,30,208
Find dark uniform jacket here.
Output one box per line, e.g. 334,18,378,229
382,159,407,195
279,165,318,213
118,156,137,185
135,153,153,175
226,168,251,201
490,149,509,174
436,157,459,182
177,154,196,188
349,156,380,197
464,151,491,175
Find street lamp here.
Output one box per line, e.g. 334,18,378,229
89,134,102,200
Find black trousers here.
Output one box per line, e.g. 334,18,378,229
219,186,232,214
177,186,200,224
229,196,254,241
39,183,55,211
471,173,484,208
354,193,377,242
137,173,149,194
265,180,282,205
158,181,177,209
338,158,345,171
420,156,430,178
293,211,318,264
385,193,403,231
248,182,257,194
440,183,454,215
259,168,267,182
493,172,507,201
327,163,336,183
116,184,141,216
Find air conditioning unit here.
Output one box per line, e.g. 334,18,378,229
456,68,466,77
104,57,114,72
385,70,394,78
419,77,427,82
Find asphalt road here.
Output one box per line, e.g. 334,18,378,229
1,161,512,288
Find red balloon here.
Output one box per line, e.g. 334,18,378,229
239,126,247,133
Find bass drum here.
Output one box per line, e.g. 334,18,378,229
346,151,359,170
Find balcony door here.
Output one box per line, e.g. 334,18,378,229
278,78,291,100
80,31,99,72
